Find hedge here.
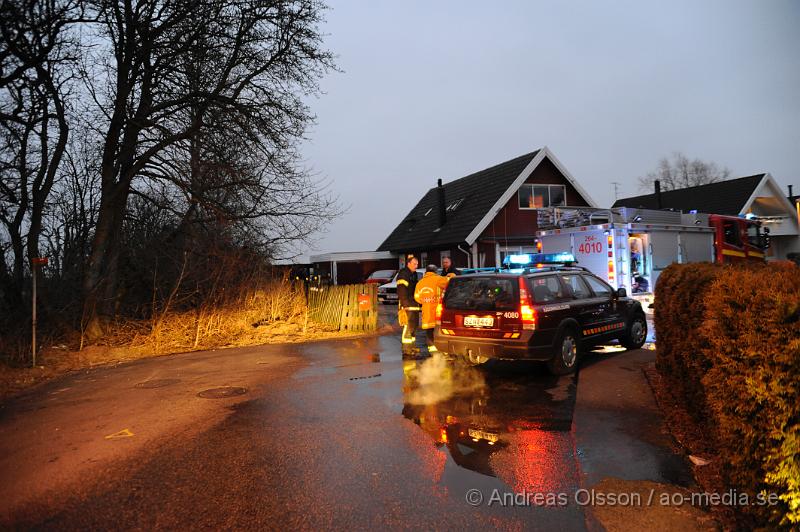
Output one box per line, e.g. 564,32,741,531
655,261,800,528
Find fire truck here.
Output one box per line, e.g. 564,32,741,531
535,207,769,311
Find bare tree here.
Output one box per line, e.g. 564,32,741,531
0,0,81,307
80,0,335,338
638,152,732,192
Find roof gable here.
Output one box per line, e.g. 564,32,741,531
612,174,766,215
377,148,596,252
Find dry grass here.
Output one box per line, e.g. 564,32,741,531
0,277,387,401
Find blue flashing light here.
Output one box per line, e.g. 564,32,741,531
507,254,533,265
502,252,576,267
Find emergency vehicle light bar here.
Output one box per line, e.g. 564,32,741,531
503,252,577,266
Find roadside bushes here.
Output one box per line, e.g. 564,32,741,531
655,261,800,528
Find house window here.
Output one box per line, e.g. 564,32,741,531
518,184,566,209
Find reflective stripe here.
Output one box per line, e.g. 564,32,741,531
404,306,421,311
401,325,415,343
722,249,746,257
397,279,409,286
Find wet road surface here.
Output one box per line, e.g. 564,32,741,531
0,328,685,531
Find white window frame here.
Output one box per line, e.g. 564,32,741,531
518,184,567,210
498,245,537,265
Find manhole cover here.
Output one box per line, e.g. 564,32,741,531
135,378,181,389
197,386,248,399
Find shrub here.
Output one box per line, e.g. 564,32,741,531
656,261,800,528
654,262,720,420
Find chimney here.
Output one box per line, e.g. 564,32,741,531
789,184,794,200
437,178,446,227
654,180,662,209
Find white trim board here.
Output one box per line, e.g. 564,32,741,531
310,251,397,263
740,173,799,223
464,146,598,245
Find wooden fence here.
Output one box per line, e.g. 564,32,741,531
307,283,378,332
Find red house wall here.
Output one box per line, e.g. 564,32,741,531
480,158,590,242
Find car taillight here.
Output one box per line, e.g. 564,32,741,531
518,277,536,330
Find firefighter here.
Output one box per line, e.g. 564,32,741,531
441,256,459,276
397,254,421,357
414,264,452,355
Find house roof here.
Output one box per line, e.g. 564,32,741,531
377,148,597,252
378,151,540,252
612,174,766,215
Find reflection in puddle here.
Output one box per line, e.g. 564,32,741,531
402,358,578,494
403,355,486,406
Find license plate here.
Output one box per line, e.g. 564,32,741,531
463,316,494,328
385,294,397,299
468,428,499,442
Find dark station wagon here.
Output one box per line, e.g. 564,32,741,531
434,265,647,375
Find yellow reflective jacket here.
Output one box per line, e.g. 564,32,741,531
414,272,451,329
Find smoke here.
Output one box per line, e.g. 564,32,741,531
404,355,487,405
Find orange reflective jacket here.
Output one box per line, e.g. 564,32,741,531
414,272,451,329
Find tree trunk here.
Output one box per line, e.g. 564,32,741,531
81,177,131,339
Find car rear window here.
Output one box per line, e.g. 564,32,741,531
443,277,518,311
529,275,563,303
370,270,395,278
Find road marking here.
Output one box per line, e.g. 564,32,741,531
105,428,134,440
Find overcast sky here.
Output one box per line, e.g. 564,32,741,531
298,0,799,258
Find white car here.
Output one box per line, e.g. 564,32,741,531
378,270,424,304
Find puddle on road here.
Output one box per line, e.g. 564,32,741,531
401,357,579,494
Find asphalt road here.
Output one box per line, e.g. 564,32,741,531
0,326,674,531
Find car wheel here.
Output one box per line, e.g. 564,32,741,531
622,315,647,350
547,327,579,375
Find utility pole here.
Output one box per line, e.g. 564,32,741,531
611,182,621,201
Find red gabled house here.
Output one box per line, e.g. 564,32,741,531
377,147,597,267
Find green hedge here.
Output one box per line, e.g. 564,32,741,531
655,262,800,528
